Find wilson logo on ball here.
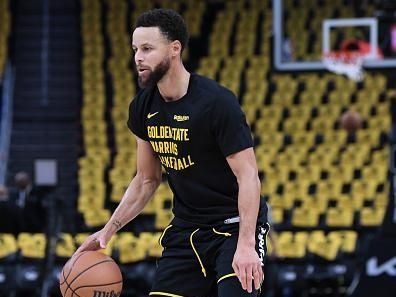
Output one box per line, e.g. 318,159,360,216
92,290,121,297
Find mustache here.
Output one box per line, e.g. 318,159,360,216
136,64,150,71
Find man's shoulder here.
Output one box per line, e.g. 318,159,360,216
132,86,156,105
129,86,157,116
192,74,237,102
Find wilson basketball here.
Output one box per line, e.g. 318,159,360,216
340,110,362,132
59,251,122,297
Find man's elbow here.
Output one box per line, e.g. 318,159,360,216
251,174,261,193
135,171,161,192
143,176,162,191
255,175,261,191
236,167,260,189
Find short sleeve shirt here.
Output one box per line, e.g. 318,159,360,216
128,74,266,227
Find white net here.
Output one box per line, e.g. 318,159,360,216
322,51,365,82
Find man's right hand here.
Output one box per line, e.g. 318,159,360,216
74,229,113,255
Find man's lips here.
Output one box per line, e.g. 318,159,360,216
137,66,149,73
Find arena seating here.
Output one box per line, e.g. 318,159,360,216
0,0,392,296
0,0,11,126
79,0,111,227
0,0,11,80
75,0,391,263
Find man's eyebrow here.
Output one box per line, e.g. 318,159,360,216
132,36,168,48
132,42,152,48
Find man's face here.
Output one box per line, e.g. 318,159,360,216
15,172,30,190
132,27,171,88
0,186,8,201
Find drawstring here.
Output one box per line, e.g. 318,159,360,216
212,228,231,237
159,224,173,248
189,228,206,277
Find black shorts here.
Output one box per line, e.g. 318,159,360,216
149,222,270,297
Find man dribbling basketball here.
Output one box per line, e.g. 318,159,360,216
76,8,269,297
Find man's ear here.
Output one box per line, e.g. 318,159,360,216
171,40,182,57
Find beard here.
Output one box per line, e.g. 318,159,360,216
138,57,171,88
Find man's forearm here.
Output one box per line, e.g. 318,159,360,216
104,174,160,234
237,176,261,247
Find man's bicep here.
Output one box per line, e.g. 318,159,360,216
136,137,162,180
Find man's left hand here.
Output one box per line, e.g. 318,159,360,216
232,244,264,293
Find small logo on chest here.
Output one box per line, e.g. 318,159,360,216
174,115,189,122
147,112,159,119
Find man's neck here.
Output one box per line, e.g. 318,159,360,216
157,66,190,102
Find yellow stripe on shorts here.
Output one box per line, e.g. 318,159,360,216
149,291,186,297
217,273,237,283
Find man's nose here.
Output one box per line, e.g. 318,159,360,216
135,50,143,63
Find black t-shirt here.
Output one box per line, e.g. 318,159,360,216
128,73,267,227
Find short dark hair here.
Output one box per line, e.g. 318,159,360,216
135,9,189,52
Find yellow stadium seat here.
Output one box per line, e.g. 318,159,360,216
147,232,163,258
283,118,307,134
328,91,351,106
291,131,315,146
296,165,321,182
83,209,111,227
310,117,335,132
117,233,146,263
155,210,174,229
18,233,46,259
260,179,278,196
271,207,284,224
375,192,388,208
326,207,354,227
276,232,307,258
255,118,279,133
291,207,319,227
0,234,17,258
265,168,289,184
300,91,322,106
56,233,76,258
332,231,357,253
328,166,354,183
360,207,385,226
367,116,391,131
351,180,377,199
272,92,295,107
308,231,341,261
361,165,387,182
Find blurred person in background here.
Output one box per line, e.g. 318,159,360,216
9,171,46,233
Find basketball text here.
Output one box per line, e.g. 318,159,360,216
92,290,121,297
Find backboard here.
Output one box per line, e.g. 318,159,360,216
273,0,396,71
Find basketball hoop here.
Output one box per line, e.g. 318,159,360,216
322,51,365,82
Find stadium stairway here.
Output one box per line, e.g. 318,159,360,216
7,0,80,216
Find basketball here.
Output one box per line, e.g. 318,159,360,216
340,110,363,132
59,251,123,297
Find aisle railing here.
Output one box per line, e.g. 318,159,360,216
0,61,15,185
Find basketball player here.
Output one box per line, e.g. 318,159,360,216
76,9,269,297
